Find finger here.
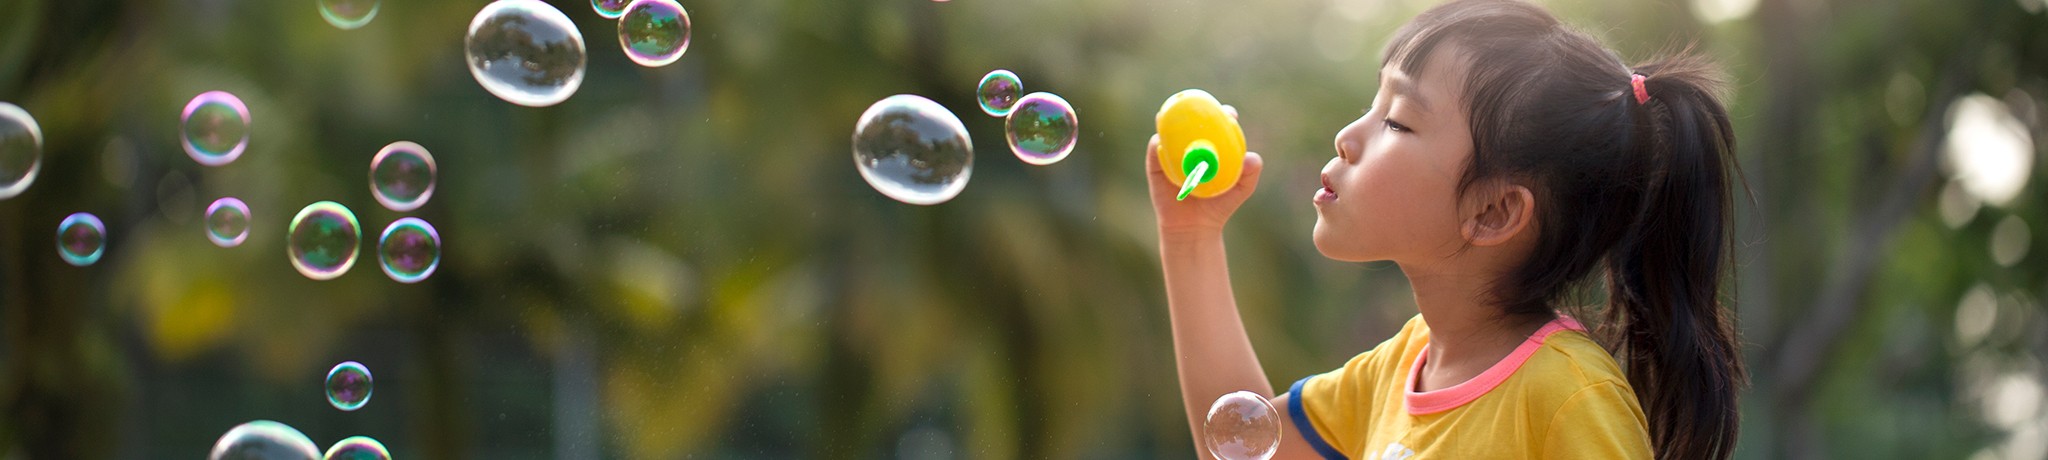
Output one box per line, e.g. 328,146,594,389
1222,104,1239,120
1144,134,1162,174
1234,151,1265,194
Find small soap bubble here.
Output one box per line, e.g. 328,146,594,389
369,141,437,212
617,0,691,67
1203,391,1281,460
1004,92,1079,165
592,0,630,18
466,0,588,107
288,201,360,280
181,91,250,167
326,361,374,411
209,420,320,460
206,197,252,248
976,70,1023,117
0,102,41,200
323,437,391,460
57,212,106,267
378,217,441,283
318,0,381,30
852,95,973,205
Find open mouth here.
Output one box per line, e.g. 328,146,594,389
1316,174,1339,202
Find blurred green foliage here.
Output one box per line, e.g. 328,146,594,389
0,0,2044,458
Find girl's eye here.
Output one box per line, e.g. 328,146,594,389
1384,118,1410,133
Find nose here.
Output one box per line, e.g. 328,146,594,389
1334,116,1365,162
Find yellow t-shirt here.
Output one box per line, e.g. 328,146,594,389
1286,315,1651,459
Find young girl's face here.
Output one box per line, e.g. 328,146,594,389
1313,52,1475,264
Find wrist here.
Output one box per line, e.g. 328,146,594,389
1158,226,1225,247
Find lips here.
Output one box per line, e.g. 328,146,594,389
1315,173,1339,203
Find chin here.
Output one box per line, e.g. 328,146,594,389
1311,222,1357,261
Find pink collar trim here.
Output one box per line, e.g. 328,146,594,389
1404,316,1586,415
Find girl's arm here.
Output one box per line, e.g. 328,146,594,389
1146,131,1319,459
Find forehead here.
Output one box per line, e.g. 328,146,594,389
1378,47,1469,118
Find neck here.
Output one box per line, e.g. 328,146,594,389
1401,262,1552,389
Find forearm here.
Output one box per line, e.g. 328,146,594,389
1160,231,1274,458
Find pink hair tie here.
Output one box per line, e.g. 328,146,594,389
1630,73,1650,105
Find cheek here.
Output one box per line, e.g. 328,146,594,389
1347,145,1463,243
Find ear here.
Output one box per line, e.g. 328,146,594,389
1459,182,1535,247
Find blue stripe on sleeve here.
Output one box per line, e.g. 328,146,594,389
1289,376,1349,460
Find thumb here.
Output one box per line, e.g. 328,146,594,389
1224,152,1264,200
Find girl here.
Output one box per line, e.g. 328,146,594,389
1147,1,1745,459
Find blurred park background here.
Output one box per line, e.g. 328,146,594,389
0,0,2045,458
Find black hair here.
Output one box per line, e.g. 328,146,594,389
1382,1,1746,458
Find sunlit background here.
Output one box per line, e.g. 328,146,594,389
0,0,2045,458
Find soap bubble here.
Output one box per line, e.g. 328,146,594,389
0,102,40,200
378,217,441,283
617,0,691,67
592,0,630,18
288,201,360,280
208,420,319,460
369,141,436,212
1203,391,1281,460
206,197,252,248
318,0,380,30
976,70,1023,117
852,95,973,205
1004,92,1078,165
323,437,391,460
181,91,250,167
326,361,373,411
466,0,587,107
56,212,106,267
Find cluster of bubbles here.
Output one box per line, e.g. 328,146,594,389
462,0,697,106
1203,391,1282,460
0,102,41,200
851,69,1081,205
318,0,381,30
976,70,1079,165
326,361,375,411
208,421,390,460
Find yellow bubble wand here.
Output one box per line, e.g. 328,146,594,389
1155,90,1247,201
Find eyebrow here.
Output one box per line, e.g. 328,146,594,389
1382,73,1434,115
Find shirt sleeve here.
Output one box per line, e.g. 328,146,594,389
1539,381,1652,460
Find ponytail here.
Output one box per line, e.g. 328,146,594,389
1605,55,1747,460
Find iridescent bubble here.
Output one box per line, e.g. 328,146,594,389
976,70,1023,117
206,197,252,248
208,420,320,460
1004,92,1079,165
466,0,587,107
852,94,973,205
378,217,441,283
617,0,691,67
592,0,630,18
1203,391,1281,460
369,141,437,212
318,0,380,30
288,201,360,280
181,91,250,167
0,102,41,200
56,212,105,267
326,361,373,411
323,437,391,460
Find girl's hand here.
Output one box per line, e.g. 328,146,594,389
1146,106,1264,240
